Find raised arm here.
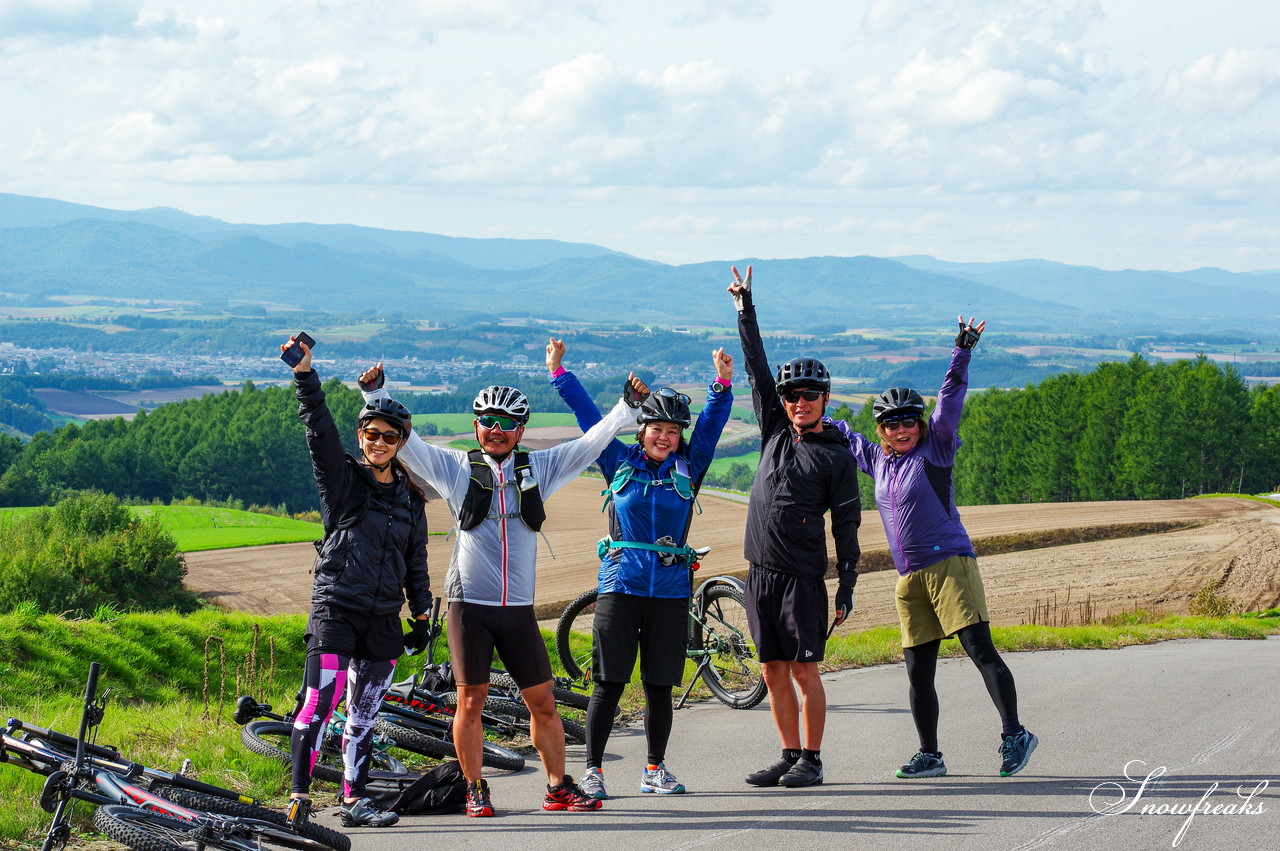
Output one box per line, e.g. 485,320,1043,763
532,375,645,496
547,336,630,476
286,336,350,528
728,265,786,436
686,347,734,479
931,316,984,446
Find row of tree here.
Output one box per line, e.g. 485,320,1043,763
0,355,1276,512
832,354,1280,506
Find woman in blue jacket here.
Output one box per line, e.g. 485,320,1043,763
830,317,1037,780
546,339,733,800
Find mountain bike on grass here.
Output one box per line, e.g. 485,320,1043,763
554,546,767,710
5,662,349,851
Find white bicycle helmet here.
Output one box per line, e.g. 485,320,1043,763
472,385,531,424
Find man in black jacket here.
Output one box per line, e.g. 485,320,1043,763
728,266,862,789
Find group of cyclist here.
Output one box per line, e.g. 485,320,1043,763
278,265,1037,827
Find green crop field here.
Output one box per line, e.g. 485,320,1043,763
706,451,760,477
412,411,581,433
127,505,322,551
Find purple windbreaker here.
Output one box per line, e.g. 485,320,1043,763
832,348,975,575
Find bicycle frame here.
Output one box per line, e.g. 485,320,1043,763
675,571,750,709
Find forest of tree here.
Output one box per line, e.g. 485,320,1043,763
0,355,1276,512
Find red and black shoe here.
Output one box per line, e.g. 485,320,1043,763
542,776,603,812
466,779,495,818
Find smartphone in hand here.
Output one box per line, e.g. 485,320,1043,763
281,332,316,367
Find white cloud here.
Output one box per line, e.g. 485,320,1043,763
1162,46,1280,115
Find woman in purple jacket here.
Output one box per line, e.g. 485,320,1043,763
832,317,1037,780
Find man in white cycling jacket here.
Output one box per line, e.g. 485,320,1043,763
360,363,645,817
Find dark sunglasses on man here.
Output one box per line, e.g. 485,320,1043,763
476,414,521,432
781,388,824,404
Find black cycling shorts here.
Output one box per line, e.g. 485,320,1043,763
446,601,552,689
745,567,828,664
305,604,403,662
592,592,687,687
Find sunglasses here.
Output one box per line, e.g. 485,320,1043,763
654,387,692,405
360,427,403,445
882,416,921,430
781,389,824,404
476,414,521,432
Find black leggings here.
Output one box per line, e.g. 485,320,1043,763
585,681,674,768
902,622,1019,752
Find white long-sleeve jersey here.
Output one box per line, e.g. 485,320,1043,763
363,389,638,607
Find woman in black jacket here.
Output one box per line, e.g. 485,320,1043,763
282,336,432,829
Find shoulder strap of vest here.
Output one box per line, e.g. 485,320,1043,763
459,448,545,532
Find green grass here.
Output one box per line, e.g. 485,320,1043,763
1192,492,1280,508
128,505,323,551
706,451,760,477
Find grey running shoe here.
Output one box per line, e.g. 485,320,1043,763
339,797,399,828
896,751,947,778
999,729,1039,777
745,756,798,787
779,757,824,788
639,762,686,795
580,766,609,800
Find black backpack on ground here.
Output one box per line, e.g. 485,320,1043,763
363,761,467,815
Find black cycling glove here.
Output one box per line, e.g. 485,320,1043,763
403,618,432,655
955,320,983,350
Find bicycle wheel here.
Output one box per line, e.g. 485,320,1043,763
377,711,526,772
490,669,591,711
692,584,767,709
240,720,342,784
554,588,598,682
92,805,252,851
154,788,350,851
374,716,455,761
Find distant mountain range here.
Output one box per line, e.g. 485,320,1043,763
2,192,1278,334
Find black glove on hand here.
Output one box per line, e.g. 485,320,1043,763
403,618,432,655
834,561,858,624
955,320,983,350
359,367,385,392
623,377,649,408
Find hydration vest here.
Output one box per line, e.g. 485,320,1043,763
458,449,546,532
601,455,694,507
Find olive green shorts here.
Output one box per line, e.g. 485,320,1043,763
895,555,989,648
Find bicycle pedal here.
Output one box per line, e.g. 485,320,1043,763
286,797,312,829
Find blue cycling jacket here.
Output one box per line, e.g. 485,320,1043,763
551,370,732,598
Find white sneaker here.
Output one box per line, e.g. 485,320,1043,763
639,762,686,794
579,766,609,800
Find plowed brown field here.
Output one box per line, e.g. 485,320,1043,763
183,484,1280,630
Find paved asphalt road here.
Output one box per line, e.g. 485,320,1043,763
335,638,1278,851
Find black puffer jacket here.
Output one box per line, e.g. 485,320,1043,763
296,370,431,617
737,293,862,579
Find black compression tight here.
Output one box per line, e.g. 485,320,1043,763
903,622,1020,752
585,681,674,768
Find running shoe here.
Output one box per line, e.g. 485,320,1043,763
999,728,1039,777
896,751,947,778
639,762,686,795
779,757,824,788
466,779,495,818
745,756,799,787
580,766,609,800
339,797,399,828
543,776,603,811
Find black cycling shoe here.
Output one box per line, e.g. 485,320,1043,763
779,757,824,788
745,757,798,787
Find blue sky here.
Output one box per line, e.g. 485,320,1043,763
1,0,1277,271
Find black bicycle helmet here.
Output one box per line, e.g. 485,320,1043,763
359,397,413,434
872,387,925,422
472,385,531,424
637,388,692,428
775,357,831,393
